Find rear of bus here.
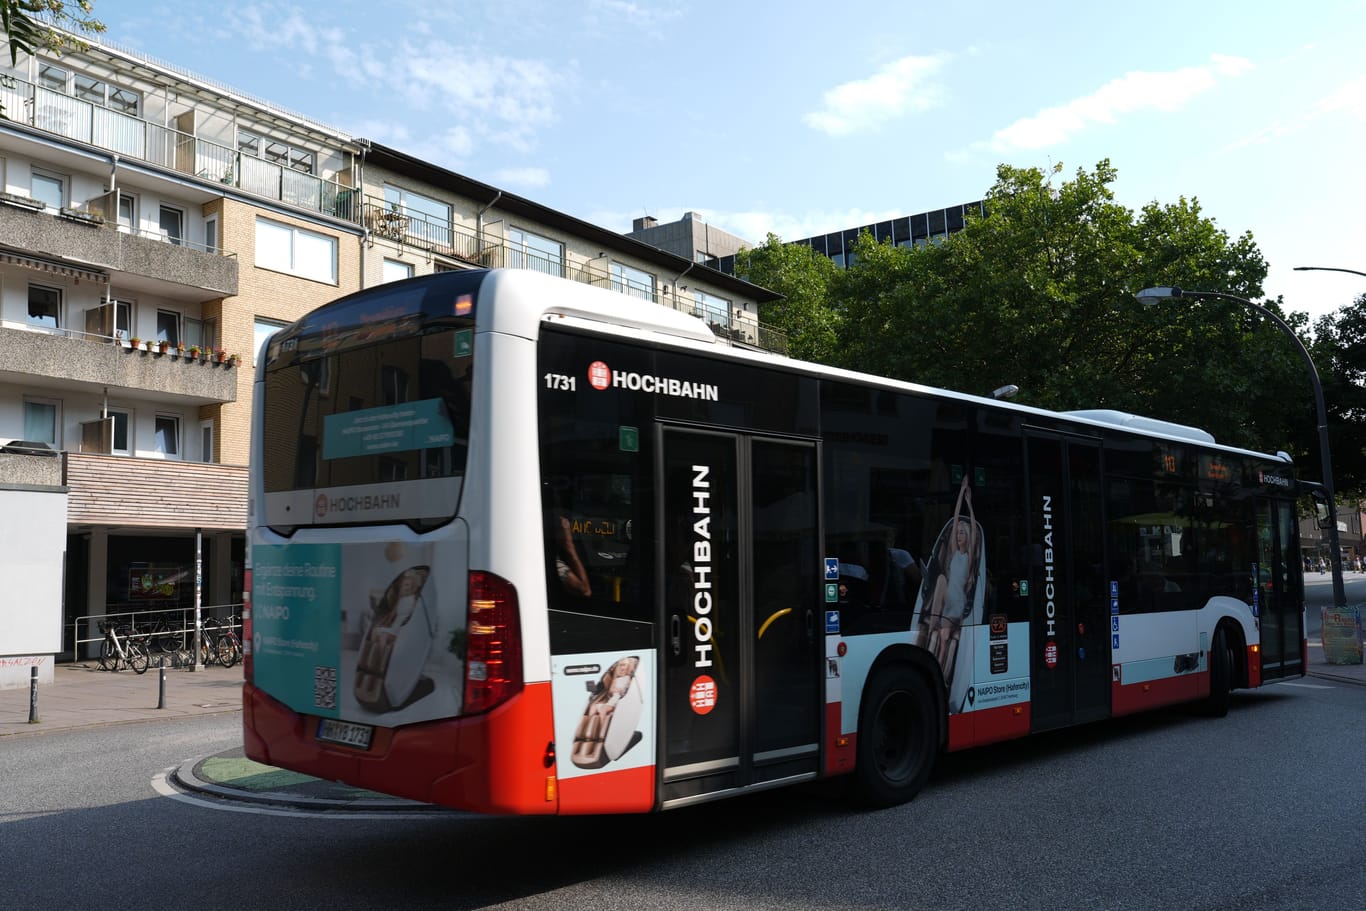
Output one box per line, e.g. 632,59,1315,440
242,270,557,813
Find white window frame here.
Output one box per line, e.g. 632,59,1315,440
107,408,131,457
199,419,214,464
204,214,219,253
507,226,564,277
31,169,64,210
154,413,181,460
156,309,181,347
254,317,288,366
117,192,136,232
23,397,61,448
382,184,451,246
255,216,338,284
382,258,414,283
159,205,184,246
610,262,656,302
27,284,62,330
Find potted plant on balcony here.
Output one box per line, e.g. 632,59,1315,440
214,347,227,364
145,339,156,352
129,336,141,351
175,342,186,358
227,353,241,367
187,345,201,361
158,340,170,354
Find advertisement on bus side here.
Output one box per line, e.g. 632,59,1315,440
551,650,655,779
252,540,464,726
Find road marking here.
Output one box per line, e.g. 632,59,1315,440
1275,682,1333,690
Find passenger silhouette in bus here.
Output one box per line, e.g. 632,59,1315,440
546,483,592,600
914,475,983,689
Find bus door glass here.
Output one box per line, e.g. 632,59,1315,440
1027,431,1109,730
1256,498,1304,679
659,427,820,803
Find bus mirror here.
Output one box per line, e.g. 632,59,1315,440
1310,488,1334,530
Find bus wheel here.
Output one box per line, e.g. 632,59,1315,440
1200,628,1233,718
852,665,939,807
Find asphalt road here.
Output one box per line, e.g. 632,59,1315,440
3,676,1364,911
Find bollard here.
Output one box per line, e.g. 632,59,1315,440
157,664,166,710
28,666,39,724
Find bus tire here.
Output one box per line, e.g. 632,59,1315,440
852,665,940,807
1200,627,1232,718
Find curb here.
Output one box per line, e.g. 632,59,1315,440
171,752,442,812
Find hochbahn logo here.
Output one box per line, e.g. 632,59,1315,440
586,360,719,401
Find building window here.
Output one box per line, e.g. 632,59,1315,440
693,290,731,325
154,414,180,459
37,63,67,92
238,130,314,175
382,258,414,283
255,217,337,284
204,215,219,253
108,409,131,456
159,205,184,245
31,170,64,209
28,285,61,330
610,262,656,302
23,399,60,447
254,318,288,365
200,420,214,464
507,227,563,277
117,193,136,232
156,310,180,347
382,184,451,246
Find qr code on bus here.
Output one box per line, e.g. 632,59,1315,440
314,666,338,709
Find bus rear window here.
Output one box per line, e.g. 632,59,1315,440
260,328,472,527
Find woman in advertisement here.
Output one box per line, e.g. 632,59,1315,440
914,475,985,704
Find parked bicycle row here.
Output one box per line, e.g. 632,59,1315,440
92,610,243,675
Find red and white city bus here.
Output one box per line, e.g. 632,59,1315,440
242,268,1306,813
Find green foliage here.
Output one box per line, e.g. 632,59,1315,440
733,234,841,363
2,1,104,117
822,160,1314,458
1310,298,1366,496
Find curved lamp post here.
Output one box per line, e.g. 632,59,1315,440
1294,266,1366,279
1134,286,1348,613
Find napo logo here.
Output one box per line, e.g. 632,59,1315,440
314,494,329,520
588,360,612,390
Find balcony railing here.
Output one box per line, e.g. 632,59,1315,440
360,195,788,355
0,74,356,221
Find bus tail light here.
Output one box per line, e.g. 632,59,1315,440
463,571,523,714
242,569,253,684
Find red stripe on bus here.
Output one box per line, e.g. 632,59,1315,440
558,765,656,814
244,680,557,815
946,702,1030,751
1248,645,1263,687
825,701,854,776
1111,671,1200,716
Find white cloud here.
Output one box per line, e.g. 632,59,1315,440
492,166,551,190
986,54,1252,153
804,54,950,136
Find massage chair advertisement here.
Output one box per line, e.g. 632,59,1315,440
551,651,654,778
252,539,464,726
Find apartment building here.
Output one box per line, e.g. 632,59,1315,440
0,35,781,680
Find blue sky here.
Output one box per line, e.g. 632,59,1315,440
98,0,1366,323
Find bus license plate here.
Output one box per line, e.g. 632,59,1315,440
316,718,373,750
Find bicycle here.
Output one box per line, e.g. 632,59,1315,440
98,621,150,674
195,617,241,668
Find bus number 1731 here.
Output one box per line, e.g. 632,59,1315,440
544,373,577,391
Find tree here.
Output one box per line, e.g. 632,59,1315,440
1310,298,1366,496
2,1,104,116
733,233,841,363
828,160,1311,456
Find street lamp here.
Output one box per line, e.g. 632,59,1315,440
1134,286,1348,613
1293,266,1366,279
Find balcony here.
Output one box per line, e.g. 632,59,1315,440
64,452,247,531
0,74,354,222
0,194,238,297
0,322,238,404
360,196,790,355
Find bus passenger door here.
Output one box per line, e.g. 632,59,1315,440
658,427,821,806
1026,431,1110,730
1256,498,1305,680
